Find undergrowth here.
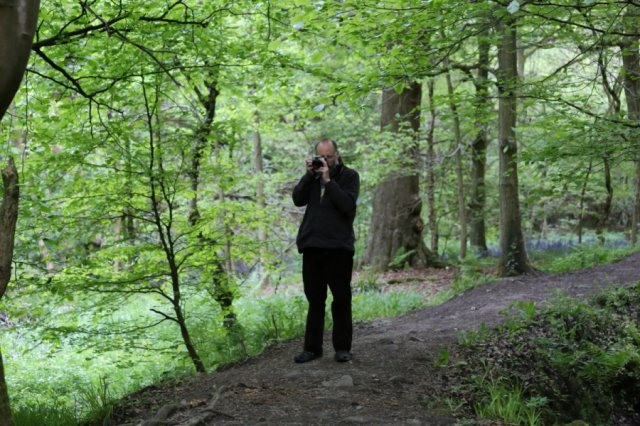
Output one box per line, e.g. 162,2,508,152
2,283,423,426
451,283,640,425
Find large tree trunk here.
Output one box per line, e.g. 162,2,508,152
0,0,39,120
469,30,491,256
496,15,533,276
364,82,438,270
620,6,640,243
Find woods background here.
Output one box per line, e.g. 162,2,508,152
1,1,640,424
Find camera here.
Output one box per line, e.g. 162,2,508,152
311,156,324,169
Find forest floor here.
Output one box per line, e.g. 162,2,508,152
112,252,640,426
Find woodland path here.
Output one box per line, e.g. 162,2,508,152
114,251,640,425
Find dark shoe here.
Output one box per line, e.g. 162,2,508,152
334,351,352,362
294,351,322,363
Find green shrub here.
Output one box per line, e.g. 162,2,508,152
454,284,640,424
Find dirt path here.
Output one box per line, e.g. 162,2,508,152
114,252,640,425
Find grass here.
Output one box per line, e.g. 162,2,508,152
473,380,545,426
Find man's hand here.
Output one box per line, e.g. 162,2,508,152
306,157,330,182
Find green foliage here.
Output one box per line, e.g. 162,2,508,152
473,380,545,426
534,242,637,273
77,378,114,426
12,403,78,426
353,268,382,293
4,0,640,424
2,276,423,424
388,247,417,270
455,284,640,424
353,291,424,321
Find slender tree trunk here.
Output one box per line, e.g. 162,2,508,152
469,31,490,255
143,83,205,373
577,161,592,244
0,158,18,300
0,159,18,426
496,15,533,276
185,77,237,326
596,157,613,245
426,79,439,255
0,349,13,426
252,109,271,288
445,65,467,260
364,82,439,270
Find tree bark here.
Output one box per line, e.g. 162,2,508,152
577,161,592,244
0,158,18,300
364,82,439,270
252,109,271,288
0,348,13,426
496,14,533,276
469,30,491,255
596,157,613,245
426,79,439,255
0,0,39,120
0,4,39,423
445,66,467,260
0,161,19,424
620,6,640,243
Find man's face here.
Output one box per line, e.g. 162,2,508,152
316,142,339,168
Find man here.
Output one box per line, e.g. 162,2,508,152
292,139,360,363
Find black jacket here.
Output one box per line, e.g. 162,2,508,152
292,163,359,253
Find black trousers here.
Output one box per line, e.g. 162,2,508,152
302,249,353,354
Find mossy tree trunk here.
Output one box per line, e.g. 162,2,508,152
469,29,491,256
496,13,534,276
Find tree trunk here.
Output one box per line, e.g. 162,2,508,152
0,0,40,120
0,159,18,421
364,82,439,270
0,348,13,426
0,159,19,426
620,6,640,243
596,157,613,245
496,15,533,276
577,161,592,244
426,79,439,255
445,66,467,260
469,31,490,255
0,4,39,422
0,158,18,300
252,109,271,288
